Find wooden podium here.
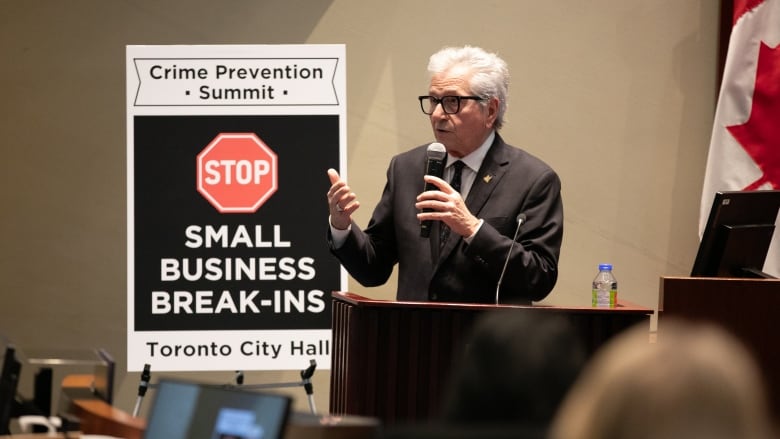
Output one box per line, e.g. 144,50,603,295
329,291,653,423
660,276,780,421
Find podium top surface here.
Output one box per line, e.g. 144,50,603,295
332,291,653,315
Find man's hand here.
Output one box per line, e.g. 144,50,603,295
415,175,480,238
327,168,360,230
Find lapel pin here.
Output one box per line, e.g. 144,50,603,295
483,174,493,183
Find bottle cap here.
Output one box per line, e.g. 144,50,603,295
598,263,613,271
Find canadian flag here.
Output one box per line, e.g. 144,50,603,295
700,0,780,276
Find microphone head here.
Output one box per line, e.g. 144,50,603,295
426,142,447,160
516,213,527,224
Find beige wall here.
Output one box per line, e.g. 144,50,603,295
0,0,719,418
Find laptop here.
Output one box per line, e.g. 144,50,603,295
143,378,291,439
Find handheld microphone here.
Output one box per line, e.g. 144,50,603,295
495,213,527,304
420,142,447,237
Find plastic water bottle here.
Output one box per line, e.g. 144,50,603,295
592,263,617,307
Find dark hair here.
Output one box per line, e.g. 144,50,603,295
440,309,586,427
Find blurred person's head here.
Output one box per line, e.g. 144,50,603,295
550,319,774,439
440,309,586,428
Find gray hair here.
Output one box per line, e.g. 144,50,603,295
427,46,510,129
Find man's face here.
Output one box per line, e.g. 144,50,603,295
427,66,498,158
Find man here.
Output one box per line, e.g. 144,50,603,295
327,46,563,304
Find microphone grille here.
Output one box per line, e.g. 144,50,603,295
426,142,447,160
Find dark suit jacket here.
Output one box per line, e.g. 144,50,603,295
329,133,563,304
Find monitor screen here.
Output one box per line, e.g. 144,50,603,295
692,190,780,278
143,379,291,439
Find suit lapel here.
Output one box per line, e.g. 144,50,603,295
465,142,509,216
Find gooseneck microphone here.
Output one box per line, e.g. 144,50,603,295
420,142,447,237
495,213,527,304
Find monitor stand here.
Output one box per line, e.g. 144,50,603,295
738,267,777,279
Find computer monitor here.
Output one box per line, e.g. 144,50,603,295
143,378,292,439
0,345,22,435
691,190,780,278
92,348,115,404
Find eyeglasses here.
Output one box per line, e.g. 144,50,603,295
418,95,485,115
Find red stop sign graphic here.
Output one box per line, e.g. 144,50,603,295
197,133,278,213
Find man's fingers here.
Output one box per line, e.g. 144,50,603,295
422,175,453,193
327,168,341,185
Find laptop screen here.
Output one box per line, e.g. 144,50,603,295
143,379,291,439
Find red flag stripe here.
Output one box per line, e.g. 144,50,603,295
734,0,766,25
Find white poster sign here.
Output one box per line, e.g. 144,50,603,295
126,44,346,372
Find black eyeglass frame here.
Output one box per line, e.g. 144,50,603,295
418,95,485,115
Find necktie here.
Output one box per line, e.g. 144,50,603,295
440,161,465,248
450,160,464,194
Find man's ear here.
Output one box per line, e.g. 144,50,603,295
485,97,500,128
